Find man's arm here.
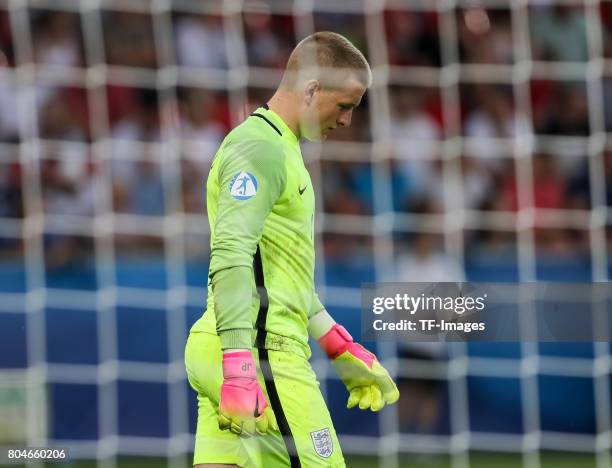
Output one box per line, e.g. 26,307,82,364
210,138,286,349
209,137,285,436
308,308,399,411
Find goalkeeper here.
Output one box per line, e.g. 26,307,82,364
185,31,399,468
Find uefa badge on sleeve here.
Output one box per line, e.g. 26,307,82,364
310,428,333,458
229,171,258,200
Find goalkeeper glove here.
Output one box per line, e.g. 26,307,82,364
318,322,399,411
218,350,277,436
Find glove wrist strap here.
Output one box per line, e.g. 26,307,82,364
222,351,257,380
317,324,353,359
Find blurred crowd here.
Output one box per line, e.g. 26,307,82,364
0,4,611,271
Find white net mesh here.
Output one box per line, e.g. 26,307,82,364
0,0,611,467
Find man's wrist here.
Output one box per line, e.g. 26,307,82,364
308,309,336,341
224,348,250,354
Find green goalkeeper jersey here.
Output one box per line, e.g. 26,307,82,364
190,105,323,357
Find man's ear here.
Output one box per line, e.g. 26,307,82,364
304,80,320,105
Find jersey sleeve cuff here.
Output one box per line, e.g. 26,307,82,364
218,328,253,350
308,309,336,341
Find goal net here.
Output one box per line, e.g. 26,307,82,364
0,1,610,467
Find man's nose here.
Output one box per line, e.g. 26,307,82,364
337,111,352,128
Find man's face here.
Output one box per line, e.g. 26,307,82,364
299,77,366,141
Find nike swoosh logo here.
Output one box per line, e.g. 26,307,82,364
254,395,261,418
299,185,307,195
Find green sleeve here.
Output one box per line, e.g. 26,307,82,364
309,292,325,319
211,266,253,349
210,138,286,349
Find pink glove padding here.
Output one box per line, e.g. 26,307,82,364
318,323,375,367
219,351,276,436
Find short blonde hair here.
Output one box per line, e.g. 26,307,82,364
280,31,372,89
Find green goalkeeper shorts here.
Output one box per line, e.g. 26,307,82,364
184,331,346,468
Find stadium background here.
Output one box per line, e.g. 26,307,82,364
0,0,610,467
